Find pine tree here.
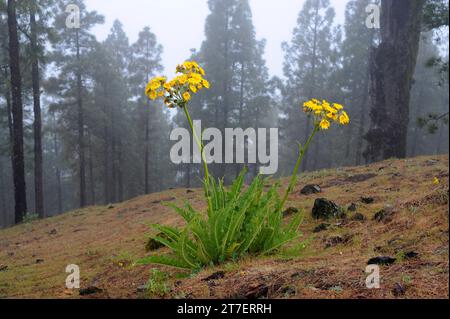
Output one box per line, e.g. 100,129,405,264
51,0,103,208
282,0,340,171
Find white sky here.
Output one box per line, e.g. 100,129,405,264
85,0,348,78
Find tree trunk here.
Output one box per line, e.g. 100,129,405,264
0,160,7,228
30,3,44,218
8,0,27,224
52,117,63,214
302,1,319,172
75,29,87,207
365,0,425,162
87,129,96,205
144,104,150,194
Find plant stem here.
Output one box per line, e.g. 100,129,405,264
183,105,213,211
183,105,210,181
280,124,319,210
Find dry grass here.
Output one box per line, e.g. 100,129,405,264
0,155,448,299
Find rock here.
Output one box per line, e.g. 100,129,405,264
313,223,330,233
312,198,344,220
361,197,375,204
245,283,269,299
367,256,396,265
145,235,166,252
345,173,377,183
137,285,147,293
0,264,7,272
392,283,406,297
79,286,103,296
348,203,357,212
300,184,321,195
324,234,353,248
282,207,299,217
404,251,419,259
351,213,366,221
202,271,225,281
373,209,394,223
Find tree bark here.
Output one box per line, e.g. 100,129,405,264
365,0,425,162
75,29,87,207
30,2,45,218
52,116,63,214
7,0,27,224
87,129,96,205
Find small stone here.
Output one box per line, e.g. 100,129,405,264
79,286,103,296
367,256,396,265
282,207,299,217
361,197,375,204
373,209,394,223
324,234,352,248
300,184,321,195
312,198,344,220
313,223,330,233
351,213,366,221
392,283,406,297
348,203,357,212
137,285,147,293
404,251,419,259
202,271,225,281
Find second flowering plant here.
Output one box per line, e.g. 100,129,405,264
138,62,349,270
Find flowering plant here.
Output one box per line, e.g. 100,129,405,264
138,62,349,270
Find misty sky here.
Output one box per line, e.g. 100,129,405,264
85,0,349,78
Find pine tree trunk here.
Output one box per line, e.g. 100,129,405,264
75,29,87,207
102,101,110,204
144,103,150,194
7,0,27,224
302,1,319,172
30,3,44,218
365,0,425,162
87,129,96,205
0,160,7,228
52,118,63,214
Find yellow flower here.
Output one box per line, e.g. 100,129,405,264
178,75,188,85
433,177,440,185
333,103,343,110
319,119,331,130
339,111,350,125
183,92,191,102
149,91,157,100
145,61,209,108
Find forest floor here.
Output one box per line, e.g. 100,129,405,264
0,155,448,299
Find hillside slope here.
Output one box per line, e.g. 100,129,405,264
0,155,448,299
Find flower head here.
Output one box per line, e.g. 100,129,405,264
303,99,350,130
145,61,210,108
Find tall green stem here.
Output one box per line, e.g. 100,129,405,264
280,124,319,210
183,105,210,181
183,105,213,211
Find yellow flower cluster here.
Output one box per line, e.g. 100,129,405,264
303,99,350,130
145,61,210,108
